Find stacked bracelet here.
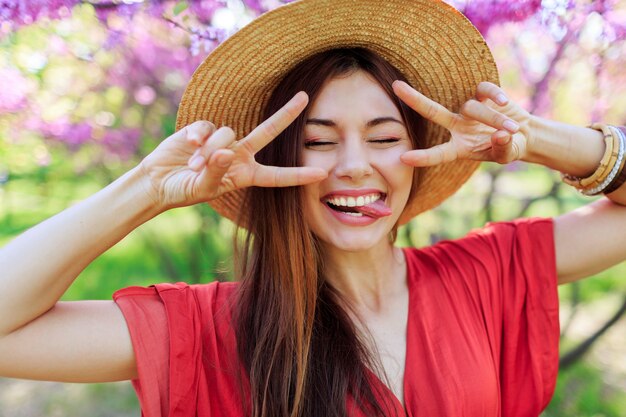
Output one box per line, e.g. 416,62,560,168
561,124,626,196
603,127,626,195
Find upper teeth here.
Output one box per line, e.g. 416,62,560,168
326,194,381,207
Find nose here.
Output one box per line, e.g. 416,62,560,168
334,137,373,181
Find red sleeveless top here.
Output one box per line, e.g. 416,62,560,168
114,217,559,417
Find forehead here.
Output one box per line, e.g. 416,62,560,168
306,70,401,120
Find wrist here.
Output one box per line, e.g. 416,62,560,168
522,115,605,177
520,114,545,166
112,166,167,221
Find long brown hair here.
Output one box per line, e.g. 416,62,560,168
234,48,425,417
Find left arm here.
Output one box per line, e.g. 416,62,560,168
523,118,626,284
392,80,626,285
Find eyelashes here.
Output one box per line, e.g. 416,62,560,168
304,138,401,148
370,138,401,144
304,141,335,148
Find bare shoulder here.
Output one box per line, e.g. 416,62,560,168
0,300,136,383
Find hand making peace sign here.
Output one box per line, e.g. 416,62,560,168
392,81,533,167
139,92,327,209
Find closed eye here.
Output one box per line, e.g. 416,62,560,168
367,137,403,148
304,141,336,148
369,138,400,144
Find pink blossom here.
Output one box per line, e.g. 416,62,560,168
604,8,626,41
134,85,157,105
0,67,29,112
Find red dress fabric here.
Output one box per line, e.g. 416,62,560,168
113,217,559,417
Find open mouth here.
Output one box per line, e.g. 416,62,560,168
323,193,387,217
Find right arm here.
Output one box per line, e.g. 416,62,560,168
0,166,159,382
0,92,326,383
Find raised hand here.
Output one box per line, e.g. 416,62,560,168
392,81,533,167
139,92,327,209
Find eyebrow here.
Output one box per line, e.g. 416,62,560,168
305,117,404,128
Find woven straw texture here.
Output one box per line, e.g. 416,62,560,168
176,0,499,225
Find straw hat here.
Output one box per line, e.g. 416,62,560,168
176,0,499,225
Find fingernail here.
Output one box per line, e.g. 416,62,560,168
503,120,519,132
189,155,205,170
496,93,508,105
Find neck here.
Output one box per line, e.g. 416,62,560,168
321,240,407,314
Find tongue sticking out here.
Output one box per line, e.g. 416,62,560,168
354,199,392,218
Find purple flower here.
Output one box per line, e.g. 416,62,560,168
0,0,77,26
190,0,223,23
101,128,141,159
40,120,93,151
94,2,141,23
245,0,295,13
462,0,543,35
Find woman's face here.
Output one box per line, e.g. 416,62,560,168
301,70,414,251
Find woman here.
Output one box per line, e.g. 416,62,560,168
0,0,624,416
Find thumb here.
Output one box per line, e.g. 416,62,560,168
490,130,515,164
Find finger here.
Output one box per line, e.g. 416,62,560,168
459,99,519,134
202,149,235,187
392,80,457,129
184,121,216,146
490,130,515,163
241,91,309,154
252,165,328,188
400,141,459,167
188,127,236,171
476,82,508,106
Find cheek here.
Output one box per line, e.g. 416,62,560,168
376,153,414,203
301,151,333,170
379,148,413,180
302,183,322,218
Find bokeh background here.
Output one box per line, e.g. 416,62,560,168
0,0,625,416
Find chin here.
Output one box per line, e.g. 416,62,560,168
317,227,393,253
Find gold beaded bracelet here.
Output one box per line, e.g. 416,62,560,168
561,123,621,193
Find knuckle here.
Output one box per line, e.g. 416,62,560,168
199,120,213,129
220,126,235,138
492,113,505,126
478,81,492,91
425,104,439,121
215,126,235,139
274,168,284,187
460,99,478,116
284,104,301,120
263,119,280,138
436,147,446,164
240,139,256,155
512,143,521,161
192,120,212,132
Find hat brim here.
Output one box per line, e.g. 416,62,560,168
176,0,499,225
